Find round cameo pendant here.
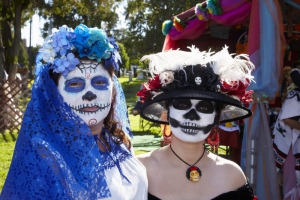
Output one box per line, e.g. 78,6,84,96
186,166,202,182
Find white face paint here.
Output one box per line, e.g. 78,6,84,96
169,99,216,143
58,60,113,126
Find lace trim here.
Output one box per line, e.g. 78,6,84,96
94,129,133,183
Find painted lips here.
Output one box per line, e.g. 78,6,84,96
70,103,111,113
80,106,99,112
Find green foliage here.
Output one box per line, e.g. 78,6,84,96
27,45,40,72
117,42,130,70
124,0,203,65
37,0,122,38
18,42,29,67
0,0,35,79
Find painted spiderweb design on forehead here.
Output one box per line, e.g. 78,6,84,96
77,60,101,74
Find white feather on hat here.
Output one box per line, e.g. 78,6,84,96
140,45,212,76
209,46,254,85
140,45,255,85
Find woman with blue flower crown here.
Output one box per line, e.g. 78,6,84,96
0,24,147,200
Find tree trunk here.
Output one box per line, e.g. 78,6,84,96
1,0,14,80
0,31,5,79
7,3,23,81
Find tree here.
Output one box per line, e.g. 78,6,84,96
0,0,34,80
124,0,203,65
38,0,122,38
18,42,29,67
0,0,124,80
117,42,130,70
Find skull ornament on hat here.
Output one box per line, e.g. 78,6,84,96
138,46,255,183
137,46,255,124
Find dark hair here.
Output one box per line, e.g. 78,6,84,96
290,69,300,88
49,60,131,150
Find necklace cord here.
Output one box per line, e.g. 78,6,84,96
170,144,206,166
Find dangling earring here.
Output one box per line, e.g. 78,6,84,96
205,126,220,153
162,124,172,145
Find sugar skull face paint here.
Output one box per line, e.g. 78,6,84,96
58,60,113,126
169,99,217,143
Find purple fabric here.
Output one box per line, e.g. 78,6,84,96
209,2,252,26
168,20,208,40
283,147,300,200
167,2,252,41
219,0,249,13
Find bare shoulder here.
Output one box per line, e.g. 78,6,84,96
137,146,168,169
207,153,247,190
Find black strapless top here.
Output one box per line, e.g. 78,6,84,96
148,182,256,200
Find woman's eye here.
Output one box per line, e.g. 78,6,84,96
64,77,85,93
198,106,208,110
196,101,214,113
172,99,191,110
95,80,106,85
179,103,187,107
69,82,83,87
92,76,109,90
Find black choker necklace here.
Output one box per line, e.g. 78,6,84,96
170,144,205,182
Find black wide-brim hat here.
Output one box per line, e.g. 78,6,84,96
140,89,252,124
138,46,255,124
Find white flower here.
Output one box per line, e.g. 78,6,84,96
39,43,56,64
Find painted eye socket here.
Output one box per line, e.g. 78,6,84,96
196,101,214,114
92,76,109,90
64,77,85,93
172,99,192,110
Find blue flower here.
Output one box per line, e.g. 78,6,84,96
67,53,80,71
73,24,90,45
53,56,68,73
37,24,121,77
73,42,93,57
107,37,119,50
89,28,107,44
51,25,73,56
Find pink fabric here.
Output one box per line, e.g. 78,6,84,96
209,3,251,25
247,0,260,57
163,2,252,51
219,0,249,13
283,147,300,200
162,35,176,51
168,19,208,41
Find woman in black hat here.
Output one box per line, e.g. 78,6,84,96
136,46,257,200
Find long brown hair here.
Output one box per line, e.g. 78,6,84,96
104,64,131,150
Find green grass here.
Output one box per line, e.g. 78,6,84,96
0,131,17,191
0,76,228,192
0,76,157,192
118,77,161,135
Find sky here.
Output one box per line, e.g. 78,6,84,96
21,14,45,47
21,5,126,47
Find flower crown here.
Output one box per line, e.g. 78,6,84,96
137,46,255,107
36,24,121,77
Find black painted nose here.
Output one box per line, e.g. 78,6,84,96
82,91,97,101
183,108,200,120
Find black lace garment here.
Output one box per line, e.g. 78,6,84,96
148,181,255,200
